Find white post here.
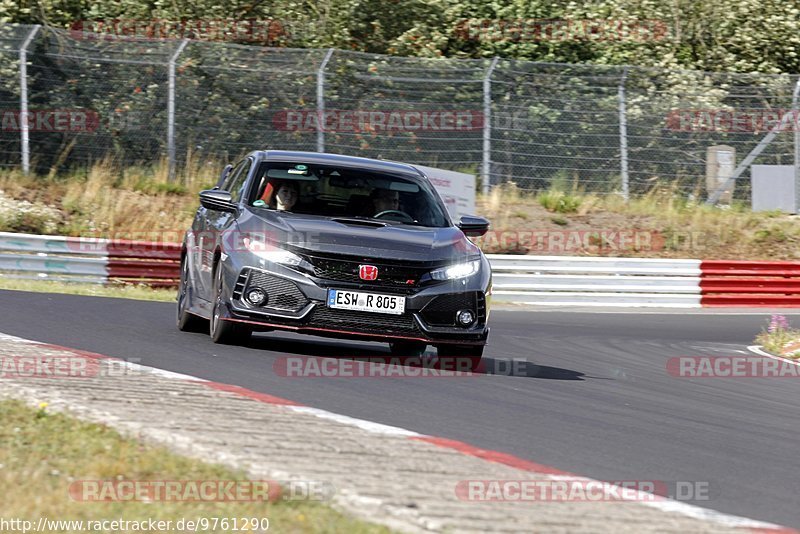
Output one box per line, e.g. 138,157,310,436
19,25,41,175
707,77,800,206
618,68,629,201
482,57,499,196
316,48,334,153
167,39,189,182
793,77,800,212
707,106,799,205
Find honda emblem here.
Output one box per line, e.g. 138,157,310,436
359,264,378,281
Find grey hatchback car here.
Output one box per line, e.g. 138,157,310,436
177,151,491,370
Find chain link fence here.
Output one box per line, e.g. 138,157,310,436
1,23,798,202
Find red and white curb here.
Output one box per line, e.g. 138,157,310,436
0,331,795,533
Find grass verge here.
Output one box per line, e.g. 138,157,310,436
0,398,391,534
0,278,176,302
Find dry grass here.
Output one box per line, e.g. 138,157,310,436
3,163,800,259
0,156,219,238
477,183,800,259
0,399,390,533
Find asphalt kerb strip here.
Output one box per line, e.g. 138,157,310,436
0,332,794,533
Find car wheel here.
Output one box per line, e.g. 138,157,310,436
210,263,251,345
177,255,207,332
389,341,427,357
436,344,484,372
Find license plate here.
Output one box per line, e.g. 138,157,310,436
327,289,405,315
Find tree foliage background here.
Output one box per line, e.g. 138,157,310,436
1,1,798,197
3,0,800,74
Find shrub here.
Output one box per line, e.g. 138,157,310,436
537,190,582,213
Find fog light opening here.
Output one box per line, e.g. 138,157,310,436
246,288,268,306
456,309,475,327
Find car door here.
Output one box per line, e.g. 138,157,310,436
198,157,253,301
187,164,234,306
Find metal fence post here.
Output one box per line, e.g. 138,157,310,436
19,25,41,175
167,39,189,182
618,67,630,201
316,48,335,153
793,76,800,212
482,57,499,196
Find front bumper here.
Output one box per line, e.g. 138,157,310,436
225,266,490,345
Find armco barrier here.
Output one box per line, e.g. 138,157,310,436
488,255,703,307
2,232,800,307
0,232,180,286
488,255,800,307
700,260,800,307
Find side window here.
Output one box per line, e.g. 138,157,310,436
227,159,252,203
222,160,247,191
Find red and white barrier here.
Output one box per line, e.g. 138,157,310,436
3,233,800,307
0,232,180,287
490,255,800,308
700,260,800,307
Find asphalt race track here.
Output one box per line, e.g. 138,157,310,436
2,289,799,528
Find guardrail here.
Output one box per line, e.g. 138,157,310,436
488,255,800,307
0,232,180,287
2,232,800,307
700,260,800,307
488,255,703,307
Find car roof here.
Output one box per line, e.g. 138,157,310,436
256,150,425,179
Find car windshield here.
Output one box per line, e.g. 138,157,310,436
249,161,450,228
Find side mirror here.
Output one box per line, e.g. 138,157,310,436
215,164,233,189
199,189,237,213
457,215,490,237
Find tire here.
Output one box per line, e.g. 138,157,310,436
389,341,427,358
177,255,207,333
210,262,251,345
436,344,484,372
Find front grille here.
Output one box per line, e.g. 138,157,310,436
300,253,432,290
245,269,309,313
420,292,481,327
308,306,419,335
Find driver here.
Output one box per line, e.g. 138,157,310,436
272,181,299,211
371,188,400,214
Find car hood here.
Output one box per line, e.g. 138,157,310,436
239,210,480,263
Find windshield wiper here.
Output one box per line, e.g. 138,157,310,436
331,217,388,227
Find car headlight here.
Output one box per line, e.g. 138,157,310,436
430,260,481,281
243,237,303,266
